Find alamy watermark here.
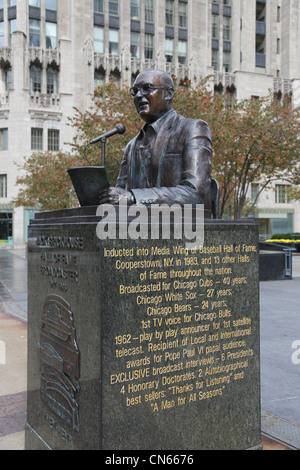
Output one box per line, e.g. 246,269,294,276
96,201,204,250
0,340,6,365
292,340,300,365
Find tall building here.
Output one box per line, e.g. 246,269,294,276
0,0,299,246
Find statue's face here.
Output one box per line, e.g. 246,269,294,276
132,71,172,123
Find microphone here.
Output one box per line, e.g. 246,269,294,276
87,123,126,146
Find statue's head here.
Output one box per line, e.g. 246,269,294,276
130,69,174,123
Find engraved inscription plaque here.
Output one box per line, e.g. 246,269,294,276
100,223,261,449
26,208,261,450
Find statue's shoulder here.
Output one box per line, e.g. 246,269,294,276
175,112,211,140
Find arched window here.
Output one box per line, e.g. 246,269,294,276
30,64,42,93
94,67,105,89
47,66,58,94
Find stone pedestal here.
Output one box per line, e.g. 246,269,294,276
25,207,261,450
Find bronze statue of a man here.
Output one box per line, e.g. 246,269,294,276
99,69,212,214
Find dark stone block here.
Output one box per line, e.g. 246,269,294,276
259,251,285,280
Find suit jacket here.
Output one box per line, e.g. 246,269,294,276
116,109,212,211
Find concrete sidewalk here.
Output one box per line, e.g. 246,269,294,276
0,248,27,450
0,312,27,450
0,251,299,450
0,248,27,323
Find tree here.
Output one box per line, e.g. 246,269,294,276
14,83,142,211
14,151,82,211
173,84,300,219
14,81,300,216
210,94,300,219
68,82,143,182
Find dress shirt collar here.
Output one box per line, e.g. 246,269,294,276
140,109,175,138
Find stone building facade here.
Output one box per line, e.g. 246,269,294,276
0,0,299,246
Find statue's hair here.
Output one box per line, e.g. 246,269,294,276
137,69,174,91
155,69,174,90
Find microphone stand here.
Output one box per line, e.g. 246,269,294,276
101,137,106,167
83,137,107,167
83,144,91,166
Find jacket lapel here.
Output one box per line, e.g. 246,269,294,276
129,135,139,189
153,110,178,186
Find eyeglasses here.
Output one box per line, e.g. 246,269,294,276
129,83,170,98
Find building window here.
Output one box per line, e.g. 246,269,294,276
29,0,40,6
5,68,12,90
31,128,43,150
110,69,120,87
94,69,105,89
0,175,7,198
109,29,119,56
131,0,140,20
145,0,154,23
0,22,4,47
29,19,40,47
94,0,103,13
109,0,119,16
46,22,57,49
165,0,174,26
9,19,17,46
30,65,42,92
178,2,187,29
178,40,187,65
165,38,174,63
46,0,56,11
47,67,58,94
212,49,219,70
144,33,154,59
277,38,280,54
0,129,8,151
275,185,289,204
223,16,231,40
46,0,56,10
212,15,219,39
48,129,59,151
223,51,231,72
94,25,104,53
130,31,140,58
